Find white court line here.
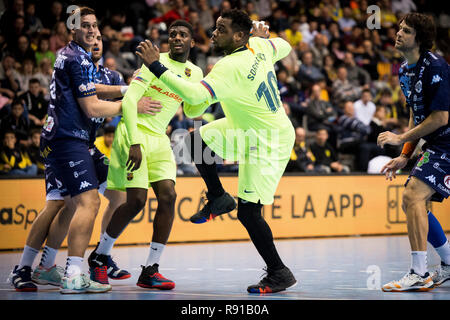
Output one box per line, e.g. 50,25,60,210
330,270,346,273
300,269,319,272
187,268,203,271
243,268,260,271
216,268,234,271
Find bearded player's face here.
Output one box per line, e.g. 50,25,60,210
211,17,234,54
395,21,418,53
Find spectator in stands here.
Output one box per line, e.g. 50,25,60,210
321,54,337,87
25,2,44,34
197,0,215,36
42,0,64,30
0,99,29,144
18,78,48,128
310,33,329,68
332,65,362,107
353,88,376,126
284,19,302,48
338,7,356,35
0,54,20,96
149,0,190,28
49,21,70,54
286,127,315,173
360,39,380,81
189,10,211,70
94,125,115,159
343,51,371,86
34,57,52,96
297,51,325,89
16,58,35,94
13,34,35,66
0,0,25,36
35,35,56,67
27,127,44,174
356,105,399,172
104,36,135,80
309,127,349,173
4,13,27,51
336,100,371,156
305,83,337,132
0,129,37,176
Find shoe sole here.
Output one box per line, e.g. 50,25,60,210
136,282,175,290
32,278,60,286
248,280,297,294
109,274,131,280
382,285,434,292
191,203,237,224
60,287,112,294
433,277,450,287
15,287,37,292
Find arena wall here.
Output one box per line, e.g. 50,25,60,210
1,175,449,250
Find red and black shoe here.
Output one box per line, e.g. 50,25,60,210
189,192,236,224
247,266,297,294
88,251,109,285
136,264,175,290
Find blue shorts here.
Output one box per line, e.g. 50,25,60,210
41,139,109,197
406,146,450,202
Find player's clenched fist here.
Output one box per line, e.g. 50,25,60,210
136,40,160,68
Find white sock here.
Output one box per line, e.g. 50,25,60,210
65,256,84,277
145,242,165,266
435,240,450,265
96,232,117,255
18,245,39,269
411,251,428,276
39,246,58,269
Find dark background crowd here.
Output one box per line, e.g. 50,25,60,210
0,0,448,177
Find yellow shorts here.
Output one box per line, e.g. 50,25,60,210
107,121,176,191
200,118,294,204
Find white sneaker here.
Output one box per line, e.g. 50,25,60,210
60,273,111,294
382,270,434,292
431,262,450,286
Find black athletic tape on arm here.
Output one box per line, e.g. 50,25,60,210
149,61,168,78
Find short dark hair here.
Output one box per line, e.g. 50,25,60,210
103,125,115,135
399,13,436,53
29,78,40,85
168,20,194,38
70,6,96,18
221,9,252,36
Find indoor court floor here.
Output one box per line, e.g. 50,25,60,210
0,235,449,300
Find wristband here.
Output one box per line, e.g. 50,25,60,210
148,61,168,78
401,142,415,158
120,85,129,96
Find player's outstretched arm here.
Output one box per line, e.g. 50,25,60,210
95,84,127,100
136,40,214,106
78,95,122,118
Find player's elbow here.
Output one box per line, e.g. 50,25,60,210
434,111,449,127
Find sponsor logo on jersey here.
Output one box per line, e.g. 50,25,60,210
433,162,446,173
69,160,84,168
127,172,133,181
417,152,430,167
81,58,90,67
441,153,450,163
184,67,191,77
431,74,442,84
415,80,422,93
149,84,183,103
425,175,436,185
79,181,92,190
445,175,450,189
43,116,55,132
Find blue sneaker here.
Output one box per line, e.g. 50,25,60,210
8,265,37,292
106,255,131,280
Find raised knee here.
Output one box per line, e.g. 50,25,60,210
159,190,177,206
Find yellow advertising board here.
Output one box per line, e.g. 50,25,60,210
0,175,449,250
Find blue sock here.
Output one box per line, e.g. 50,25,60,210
427,211,447,248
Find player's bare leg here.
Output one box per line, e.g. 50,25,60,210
382,177,435,292
137,179,176,290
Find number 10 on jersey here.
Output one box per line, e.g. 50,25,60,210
256,71,281,112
